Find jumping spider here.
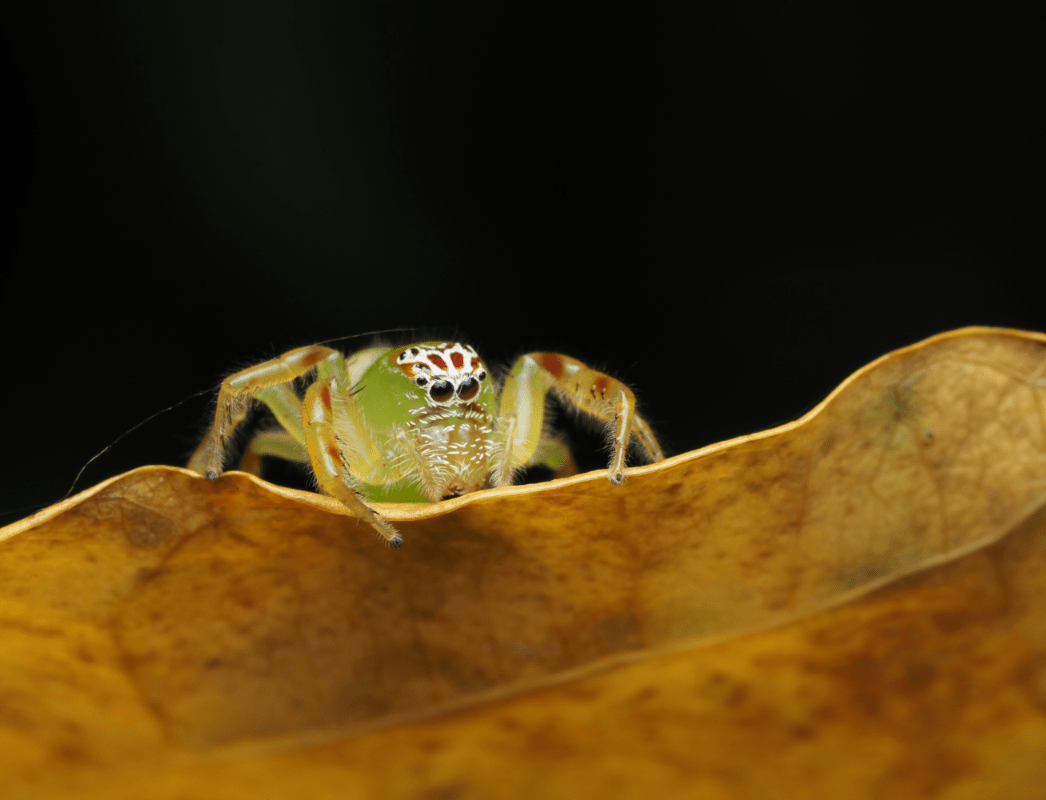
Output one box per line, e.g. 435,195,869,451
189,342,664,546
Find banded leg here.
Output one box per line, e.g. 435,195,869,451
495,352,664,486
188,345,347,478
302,378,403,546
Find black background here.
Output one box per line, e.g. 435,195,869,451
3,3,1042,525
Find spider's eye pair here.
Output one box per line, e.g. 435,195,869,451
425,376,481,403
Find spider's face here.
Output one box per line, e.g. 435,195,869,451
395,342,490,407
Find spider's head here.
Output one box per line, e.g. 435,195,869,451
394,342,489,407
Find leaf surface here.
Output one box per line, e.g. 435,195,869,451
2,327,1045,799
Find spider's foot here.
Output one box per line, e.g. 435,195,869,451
205,468,220,481
608,471,624,485
370,516,404,548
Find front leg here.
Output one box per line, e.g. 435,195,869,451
302,378,403,546
495,352,664,486
188,345,347,478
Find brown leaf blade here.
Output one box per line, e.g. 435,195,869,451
1,326,1045,798
64,503,1046,800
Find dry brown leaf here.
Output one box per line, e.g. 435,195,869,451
1,326,1045,799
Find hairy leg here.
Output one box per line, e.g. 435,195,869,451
495,352,664,486
188,346,347,478
301,377,403,546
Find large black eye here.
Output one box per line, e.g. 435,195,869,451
457,376,479,400
429,380,453,402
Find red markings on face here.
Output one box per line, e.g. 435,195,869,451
320,386,332,413
396,343,480,384
539,353,564,378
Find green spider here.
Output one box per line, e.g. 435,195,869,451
189,341,664,546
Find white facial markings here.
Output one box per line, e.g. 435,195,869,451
395,342,488,405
